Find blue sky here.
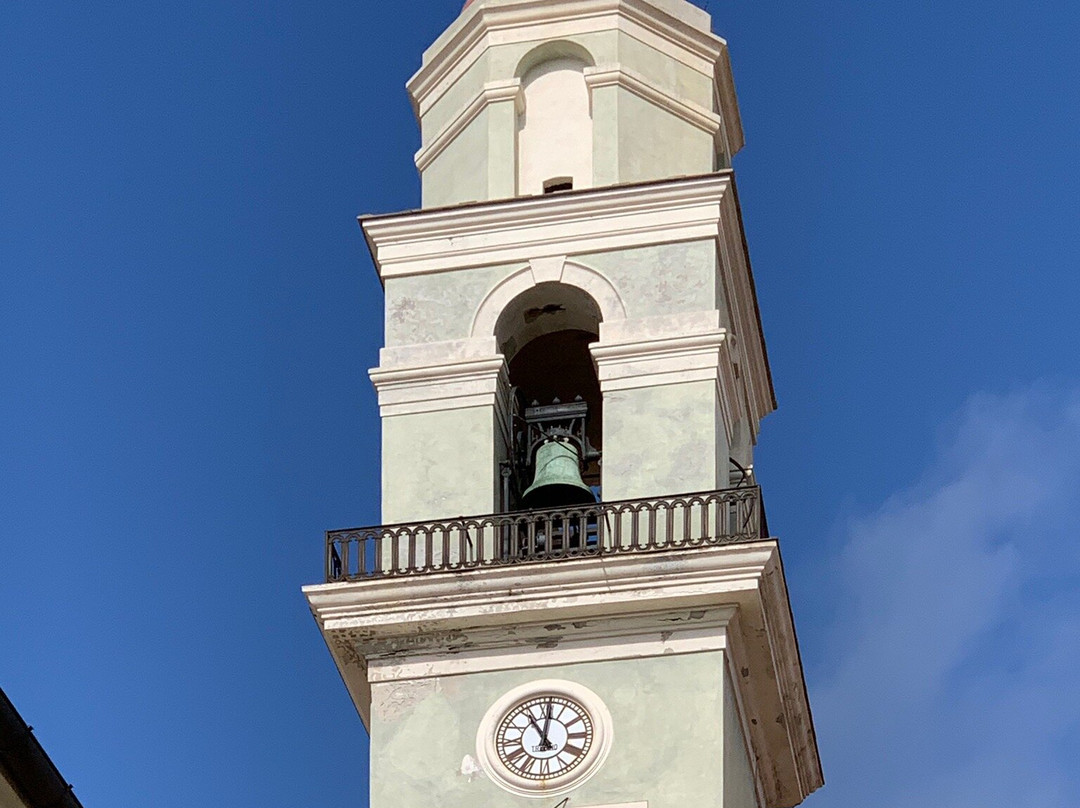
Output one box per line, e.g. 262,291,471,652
1,1,1078,806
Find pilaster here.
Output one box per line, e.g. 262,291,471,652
591,311,734,499
370,347,510,523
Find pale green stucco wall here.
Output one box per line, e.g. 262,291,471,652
382,241,721,349
585,241,722,320
617,91,715,182
420,51,492,143
421,112,492,209
382,407,501,523
384,264,517,347
370,651,746,808
601,379,728,501
590,82,621,187
615,32,713,107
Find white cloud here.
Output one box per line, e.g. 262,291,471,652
808,383,1080,807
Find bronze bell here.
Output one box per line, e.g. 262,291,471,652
521,438,596,509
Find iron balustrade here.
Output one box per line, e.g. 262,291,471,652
325,486,764,582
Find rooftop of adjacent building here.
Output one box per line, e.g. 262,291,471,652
0,688,84,808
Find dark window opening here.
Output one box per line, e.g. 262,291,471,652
543,177,574,193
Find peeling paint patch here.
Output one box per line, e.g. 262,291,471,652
374,678,438,722
459,754,484,782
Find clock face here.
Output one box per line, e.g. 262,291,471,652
494,694,594,781
477,679,613,797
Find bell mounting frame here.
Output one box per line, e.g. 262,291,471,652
502,396,601,511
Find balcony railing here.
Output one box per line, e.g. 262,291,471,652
325,485,765,583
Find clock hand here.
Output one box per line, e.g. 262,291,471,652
527,714,544,738
542,701,553,747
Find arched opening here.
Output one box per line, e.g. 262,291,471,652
494,283,603,509
516,47,594,196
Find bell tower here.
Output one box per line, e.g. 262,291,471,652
305,1,823,806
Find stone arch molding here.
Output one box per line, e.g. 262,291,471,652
470,257,627,340
514,40,596,79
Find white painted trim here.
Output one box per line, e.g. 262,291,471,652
713,48,744,155
585,64,722,136
591,315,737,441
528,254,566,284
369,356,507,417
591,331,728,392
365,608,736,680
598,309,721,343
470,266,532,338
377,336,498,370
469,259,628,339
475,679,614,798
362,174,731,279
561,261,628,321
414,78,522,171
409,0,724,119
369,356,505,385
366,627,723,680
307,543,774,631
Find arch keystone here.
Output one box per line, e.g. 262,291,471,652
530,256,566,284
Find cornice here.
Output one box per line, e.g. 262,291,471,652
305,542,778,632
369,356,508,418
592,328,738,442
584,64,722,136
408,0,724,119
364,606,739,681
591,329,728,364
369,356,505,388
757,549,825,802
714,46,744,155
592,330,727,388
361,173,733,279
414,78,522,171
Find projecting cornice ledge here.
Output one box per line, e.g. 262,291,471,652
408,0,724,119
414,78,522,171
361,173,734,280
584,64,723,137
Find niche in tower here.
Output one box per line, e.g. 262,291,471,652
495,282,603,510
516,42,594,197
